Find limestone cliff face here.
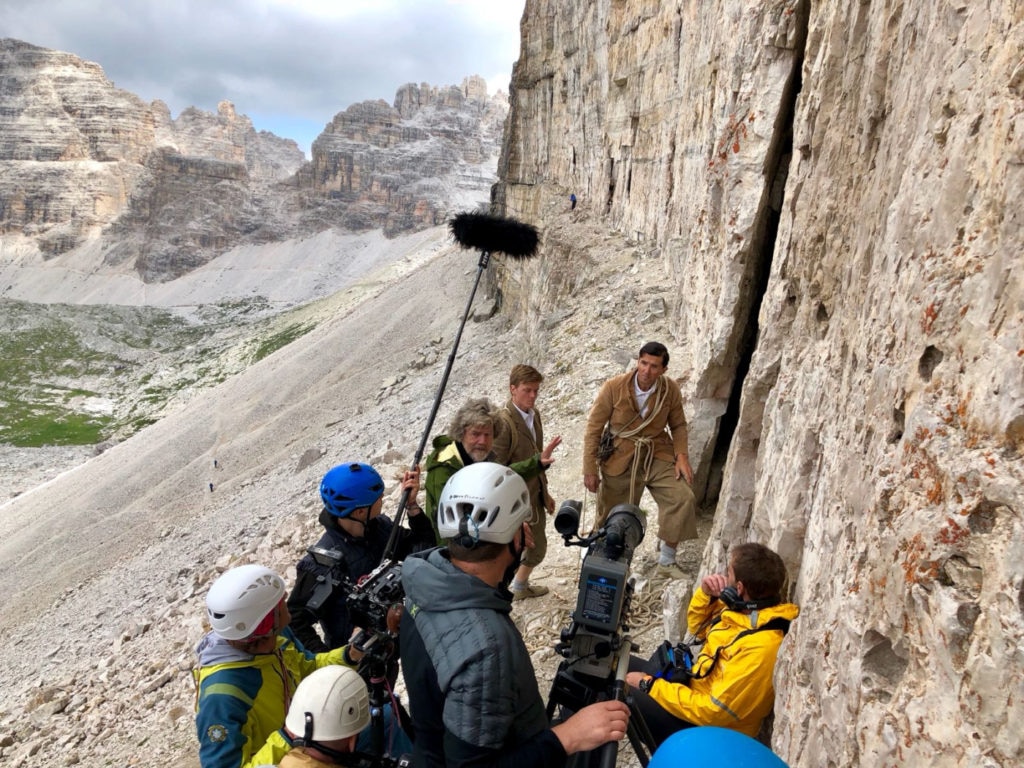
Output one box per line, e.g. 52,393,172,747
0,39,305,277
0,41,504,282
0,39,155,256
496,1,1023,765
306,76,507,236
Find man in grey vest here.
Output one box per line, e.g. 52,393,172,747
400,463,630,767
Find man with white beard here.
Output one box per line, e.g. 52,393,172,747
423,397,556,544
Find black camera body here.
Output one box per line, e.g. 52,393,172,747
306,545,349,611
549,502,645,711
348,559,404,654
303,546,404,657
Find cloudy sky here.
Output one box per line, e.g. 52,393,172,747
4,0,526,156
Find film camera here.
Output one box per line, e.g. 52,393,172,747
306,546,404,659
550,501,645,686
547,502,656,766
307,547,408,760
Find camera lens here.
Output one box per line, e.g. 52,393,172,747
554,499,583,536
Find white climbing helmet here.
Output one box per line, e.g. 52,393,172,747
285,666,371,742
206,564,286,641
438,462,531,545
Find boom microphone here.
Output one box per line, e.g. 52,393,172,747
449,212,539,259
381,210,541,563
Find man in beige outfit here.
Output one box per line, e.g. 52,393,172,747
582,342,697,578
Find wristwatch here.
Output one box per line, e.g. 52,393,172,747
638,676,655,694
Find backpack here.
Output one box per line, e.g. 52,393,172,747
657,617,791,683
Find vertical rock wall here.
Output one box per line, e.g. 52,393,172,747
499,0,809,500
496,1,1023,765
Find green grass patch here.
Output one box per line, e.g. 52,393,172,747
0,297,318,447
251,322,315,363
0,407,113,447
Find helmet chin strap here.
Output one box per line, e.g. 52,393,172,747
501,528,526,588
296,712,360,763
337,506,372,537
302,711,315,743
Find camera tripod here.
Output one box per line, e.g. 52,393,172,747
355,630,412,762
547,633,658,767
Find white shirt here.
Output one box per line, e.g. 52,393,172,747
634,376,655,417
513,403,537,442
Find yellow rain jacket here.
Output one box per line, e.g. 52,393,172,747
646,588,799,737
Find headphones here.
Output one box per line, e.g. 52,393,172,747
719,586,779,612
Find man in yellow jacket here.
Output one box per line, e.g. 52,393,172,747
625,543,799,744
193,564,363,768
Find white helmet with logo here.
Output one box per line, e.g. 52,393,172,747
438,462,531,545
206,564,285,641
286,666,371,741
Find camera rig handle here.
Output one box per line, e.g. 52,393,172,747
594,643,634,768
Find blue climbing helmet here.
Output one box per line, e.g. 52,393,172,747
648,727,789,768
319,462,385,518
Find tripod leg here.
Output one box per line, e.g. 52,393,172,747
625,705,657,767
369,703,386,757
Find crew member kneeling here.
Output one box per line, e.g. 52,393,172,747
625,543,799,744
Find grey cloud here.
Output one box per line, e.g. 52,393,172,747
3,0,522,123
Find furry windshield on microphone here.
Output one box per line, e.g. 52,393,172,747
449,212,539,259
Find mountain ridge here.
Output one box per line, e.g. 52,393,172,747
0,37,505,287
1,1,1023,765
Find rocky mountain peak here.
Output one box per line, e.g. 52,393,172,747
0,38,150,164
299,76,506,237
0,3,1022,767
0,39,505,286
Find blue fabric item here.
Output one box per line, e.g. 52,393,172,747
354,703,413,757
649,727,789,768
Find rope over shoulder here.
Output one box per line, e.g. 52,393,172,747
449,212,539,259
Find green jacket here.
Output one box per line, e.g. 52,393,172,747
424,435,544,544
